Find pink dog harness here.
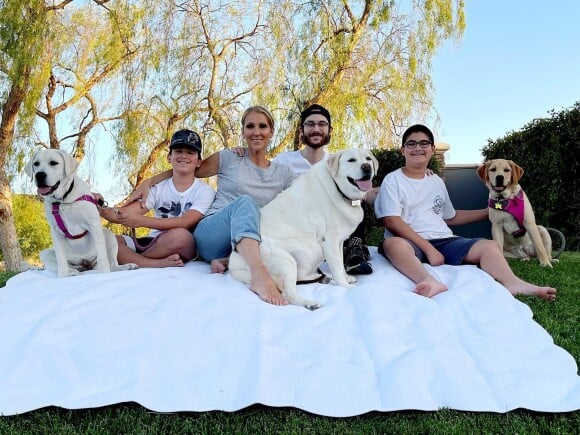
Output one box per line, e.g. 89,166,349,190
52,195,98,240
488,190,526,237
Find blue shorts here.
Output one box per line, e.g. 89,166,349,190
379,236,483,266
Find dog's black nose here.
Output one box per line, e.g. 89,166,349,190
35,172,47,186
361,163,371,175
495,175,504,185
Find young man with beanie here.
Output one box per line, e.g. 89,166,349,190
374,123,556,301
100,129,215,268
273,104,375,275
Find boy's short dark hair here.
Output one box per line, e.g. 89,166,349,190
401,124,434,147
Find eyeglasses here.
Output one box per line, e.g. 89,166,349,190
303,121,329,129
404,140,433,149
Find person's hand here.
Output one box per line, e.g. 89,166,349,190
363,187,379,204
425,247,445,266
231,146,247,157
113,211,142,228
99,206,122,223
123,183,150,209
92,192,105,207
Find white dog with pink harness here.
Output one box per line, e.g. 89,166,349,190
25,149,137,277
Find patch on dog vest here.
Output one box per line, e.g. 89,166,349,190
488,190,526,237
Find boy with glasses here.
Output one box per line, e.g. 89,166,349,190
273,104,376,275
374,124,556,301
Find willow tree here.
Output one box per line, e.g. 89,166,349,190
0,0,131,271
0,1,53,271
258,0,465,153
115,0,464,189
114,0,273,189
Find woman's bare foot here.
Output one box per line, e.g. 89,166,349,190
414,278,448,298
250,266,288,306
505,279,557,301
210,258,229,274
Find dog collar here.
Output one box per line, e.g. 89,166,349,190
333,179,361,207
488,190,527,237
52,195,99,240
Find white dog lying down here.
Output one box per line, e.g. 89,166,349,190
477,159,555,267
25,149,138,277
229,149,378,310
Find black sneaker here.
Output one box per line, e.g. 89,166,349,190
346,260,373,275
344,236,373,275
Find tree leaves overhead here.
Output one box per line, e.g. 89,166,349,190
4,0,465,190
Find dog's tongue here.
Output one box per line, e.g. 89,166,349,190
356,179,372,192
37,186,52,195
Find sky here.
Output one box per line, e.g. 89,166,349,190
429,0,580,164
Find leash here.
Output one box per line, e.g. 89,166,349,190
52,195,99,240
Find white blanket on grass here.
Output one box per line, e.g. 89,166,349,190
1,248,579,417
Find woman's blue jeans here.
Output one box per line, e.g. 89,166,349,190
193,195,261,261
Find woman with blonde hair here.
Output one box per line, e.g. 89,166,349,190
131,106,296,305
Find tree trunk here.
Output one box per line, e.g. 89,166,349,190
0,79,27,272
0,175,24,272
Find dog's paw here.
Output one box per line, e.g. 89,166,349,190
346,274,357,284
59,269,80,278
539,261,553,268
304,300,323,311
329,278,355,288
114,263,138,271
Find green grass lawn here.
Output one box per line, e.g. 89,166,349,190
1,254,578,434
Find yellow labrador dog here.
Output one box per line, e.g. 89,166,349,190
229,149,378,310
25,149,138,277
477,159,555,267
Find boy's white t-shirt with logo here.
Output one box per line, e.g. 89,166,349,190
144,178,215,237
375,168,456,240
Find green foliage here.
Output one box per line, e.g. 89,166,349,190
10,195,51,261
482,102,580,250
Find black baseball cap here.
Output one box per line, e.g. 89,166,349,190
300,104,331,127
169,129,202,153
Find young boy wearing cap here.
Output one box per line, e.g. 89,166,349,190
374,124,556,301
272,104,376,275
101,129,215,268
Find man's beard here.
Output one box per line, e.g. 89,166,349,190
302,132,331,149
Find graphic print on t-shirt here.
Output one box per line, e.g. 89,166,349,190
432,195,444,215
157,201,193,218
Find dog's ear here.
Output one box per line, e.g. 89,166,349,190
476,161,490,182
24,153,39,178
327,153,340,178
508,160,524,184
59,150,79,178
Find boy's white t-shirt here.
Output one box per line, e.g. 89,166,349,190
272,150,328,175
144,178,215,236
374,168,456,240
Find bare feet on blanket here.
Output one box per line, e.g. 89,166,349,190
505,279,557,301
210,258,229,274
414,278,448,298
130,253,183,268
250,266,288,306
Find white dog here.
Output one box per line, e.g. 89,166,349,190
229,149,378,310
25,149,138,277
477,159,555,267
